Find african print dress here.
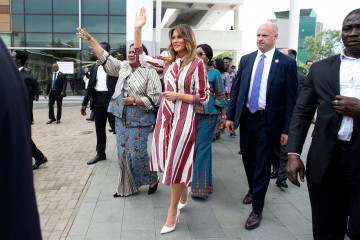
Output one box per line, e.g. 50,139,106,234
135,47,209,187
98,51,162,196
192,66,228,198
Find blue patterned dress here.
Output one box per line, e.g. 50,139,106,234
191,66,228,198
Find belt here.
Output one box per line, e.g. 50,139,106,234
247,108,265,115
336,139,350,151
96,91,108,94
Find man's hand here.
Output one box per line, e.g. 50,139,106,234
333,95,360,118
81,106,87,116
44,94,47,99
60,92,65,97
280,134,288,146
286,154,305,187
226,120,234,134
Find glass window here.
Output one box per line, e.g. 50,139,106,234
109,34,126,50
13,33,25,47
82,0,108,15
25,0,52,14
109,16,126,33
11,0,24,13
82,16,108,33
0,33,11,47
26,33,52,47
54,16,79,33
53,0,79,14
53,34,79,48
82,33,108,49
12,15,24,32
109,0,126,15
25,15,52,32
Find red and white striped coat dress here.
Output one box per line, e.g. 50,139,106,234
135,47,209,186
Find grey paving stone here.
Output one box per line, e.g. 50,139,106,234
121,230,156,240
66,235,85,240
122,206,154,230
223,227,262,240
85,222,121,240
295,235,313,240
91,200,124,223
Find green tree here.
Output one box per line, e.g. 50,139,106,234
303,29,343,61
212,52,233,60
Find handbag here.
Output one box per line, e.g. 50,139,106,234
145,95,159,119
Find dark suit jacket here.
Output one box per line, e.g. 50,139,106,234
287,54,360,184
297,72,306,94
20,68,38,102
82,64,117,109
45,71,67,97
0,38,41,239
227,49,298,140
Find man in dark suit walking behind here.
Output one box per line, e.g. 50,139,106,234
44,63,67,124
287,9,360,240
81,42,117,165
11,50,48,170
226,22,298,229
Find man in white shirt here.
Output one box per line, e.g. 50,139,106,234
286,9,360,240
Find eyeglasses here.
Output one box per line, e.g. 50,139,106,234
197,52,205,57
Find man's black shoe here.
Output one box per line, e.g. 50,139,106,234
270,171,278,179
276,179,288,188
56,120,61,124
87,156,106,165
86,118,95,121
46,119,55,124
109,129,114,132
32,157,48,170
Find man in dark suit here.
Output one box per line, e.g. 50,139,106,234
81,42,117,165
1,39,42,240
226,22,298,229
44,63,67,124
287,9,360,240
25,67,39,124
11,50,48,170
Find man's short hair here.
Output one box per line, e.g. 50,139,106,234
345,8,360,19
99,42,111,53
14,51,28,66
288,49,297,59
223,57,232,61
306,60,313,65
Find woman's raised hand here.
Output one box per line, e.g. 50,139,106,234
76,27,92,41
135,7,147,29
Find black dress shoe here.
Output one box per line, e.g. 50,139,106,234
243,190,252,204
148,177,159,195
87,155,106,165
245,211,262,229
46,119,55,124
113,192,121,198
238,150,242,155
108,129,114,132
32,157,48,170
270,171,278,179
86,118,95,121
56,120,61,124
276,179,288,188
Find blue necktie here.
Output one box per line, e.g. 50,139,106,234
249,54,265,113
52,72,57,90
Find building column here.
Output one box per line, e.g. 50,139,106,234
155,0,162,56
288,0,300,51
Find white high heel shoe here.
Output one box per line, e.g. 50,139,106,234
160,209,180,234
178,187,191,210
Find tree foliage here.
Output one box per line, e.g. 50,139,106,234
212,52,233,60
303,29,343,61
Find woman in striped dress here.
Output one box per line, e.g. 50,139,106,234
134,8,209,234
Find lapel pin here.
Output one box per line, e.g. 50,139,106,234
275,59,279,63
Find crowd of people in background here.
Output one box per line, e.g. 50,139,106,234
1,6,359,240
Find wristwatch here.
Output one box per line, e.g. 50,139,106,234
133,97,136,106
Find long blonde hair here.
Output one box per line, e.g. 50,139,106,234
165,24,196,69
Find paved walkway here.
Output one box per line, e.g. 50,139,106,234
67,120,317,240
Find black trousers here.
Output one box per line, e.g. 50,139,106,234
240,110,274,214
31,139,44,163
270,144,288,180
48,90,63,120
93,92,112,158
308,141,360,240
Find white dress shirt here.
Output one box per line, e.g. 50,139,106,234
337,50,360,141
18,67,23,72
246,47,275,110
52,71,59,90
94,65,108,91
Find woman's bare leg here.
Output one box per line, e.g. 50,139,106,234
165,183,186,227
